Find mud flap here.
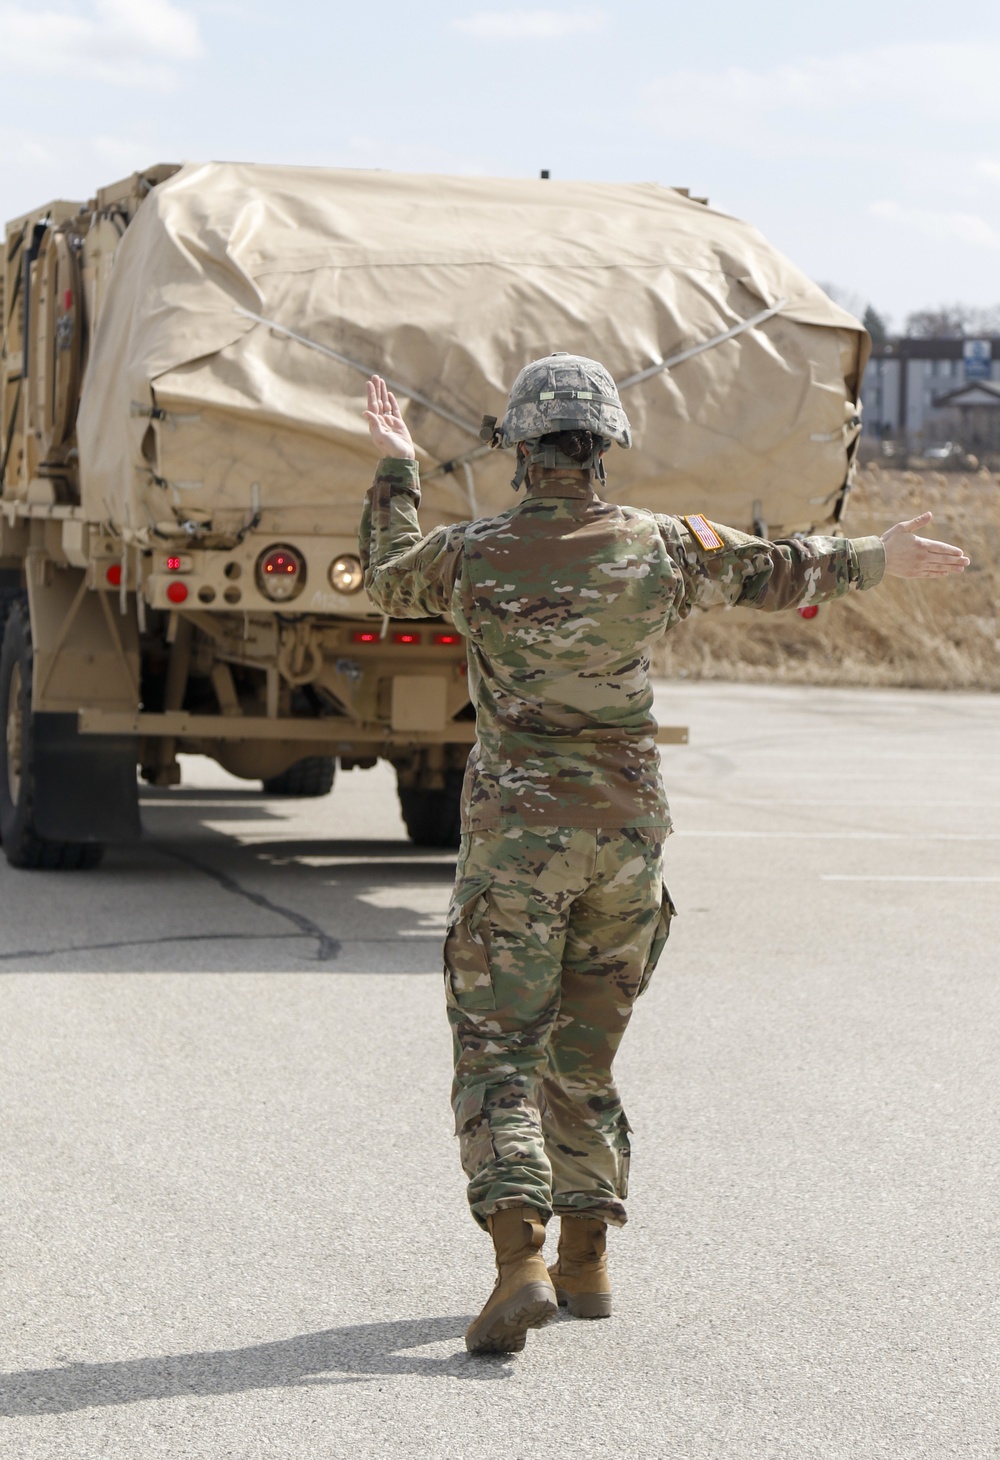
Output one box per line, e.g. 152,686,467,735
32,714,140,842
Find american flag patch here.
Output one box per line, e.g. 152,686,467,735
683,514,724,551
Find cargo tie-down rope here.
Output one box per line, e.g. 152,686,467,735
234,298,789,498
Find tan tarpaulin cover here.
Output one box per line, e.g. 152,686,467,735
78,162,867,542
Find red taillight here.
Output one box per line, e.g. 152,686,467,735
256,544,305,602
434,633,461,645
263,551,297,577
352,631,379,643
63,289,73,311
105,564,122,587
394,632,421,645
798,604,819,620
167,581,188,604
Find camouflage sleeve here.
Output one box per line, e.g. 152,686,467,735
358,457,466,618
656,515,886,614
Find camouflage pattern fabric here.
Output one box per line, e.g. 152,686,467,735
359,456,885,1227
359,458,885,834
445,824,674,1228
498,353,633,449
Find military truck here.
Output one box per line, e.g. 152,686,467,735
0,163,867,868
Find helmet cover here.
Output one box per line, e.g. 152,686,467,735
498,352,632,450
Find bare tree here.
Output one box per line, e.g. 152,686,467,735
905,303,1000,337
817,281,867,320
862,305,889,345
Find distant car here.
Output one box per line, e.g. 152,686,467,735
922,441,962,461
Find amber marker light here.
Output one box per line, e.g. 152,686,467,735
256,544,305,602
329,555,364,593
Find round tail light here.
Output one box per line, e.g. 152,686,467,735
257,544,305,602
798,604,819,620
329,554,364,594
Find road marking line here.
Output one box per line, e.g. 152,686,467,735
671,799,998,809
682,831,1000,841
822,875,1000,883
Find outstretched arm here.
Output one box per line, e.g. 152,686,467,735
660,506,968,618
358,375,464,618
881,512,969,577
661,517,884,613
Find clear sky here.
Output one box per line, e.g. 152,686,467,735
2,0,998,329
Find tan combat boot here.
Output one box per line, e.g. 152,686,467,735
465,1207,558,1354
548,1214,612,1319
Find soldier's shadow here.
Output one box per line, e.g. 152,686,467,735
0,1314,511,1416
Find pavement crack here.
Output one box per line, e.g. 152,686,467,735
158,847,341,962
0,932,305,965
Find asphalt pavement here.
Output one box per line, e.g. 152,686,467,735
2,681,998,1458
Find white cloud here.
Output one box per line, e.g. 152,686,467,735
334,134,494,176
0,124,174,223
0,0,203,91
453,8,606,40
975,160,1000,186
869,200,1000,252
639,42,1000,157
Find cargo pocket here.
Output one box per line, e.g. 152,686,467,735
637,882,677,997
614,1112,632,1200
443,874,496,1011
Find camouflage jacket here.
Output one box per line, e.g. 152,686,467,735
359,459,885,831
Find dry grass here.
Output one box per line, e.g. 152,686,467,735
655,467,1000,691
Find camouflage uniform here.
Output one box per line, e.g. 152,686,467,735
359,457,885,1228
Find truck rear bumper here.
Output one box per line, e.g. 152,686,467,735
77,711,688,747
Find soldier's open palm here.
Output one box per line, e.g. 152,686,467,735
881,512,969,578
364,375,416,460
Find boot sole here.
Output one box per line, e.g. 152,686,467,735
554,1286,612,1320
465,1282,558,1354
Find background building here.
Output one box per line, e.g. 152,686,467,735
861,337,1000,456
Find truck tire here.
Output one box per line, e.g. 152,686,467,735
0,587,20,635
0,599,103,869
261,756,336,797
397,768,463,849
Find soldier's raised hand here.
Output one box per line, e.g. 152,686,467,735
363,375,415,460
881,512,969,578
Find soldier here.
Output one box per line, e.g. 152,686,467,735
359,356,968,1357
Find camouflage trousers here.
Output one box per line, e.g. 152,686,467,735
444,825,674,1230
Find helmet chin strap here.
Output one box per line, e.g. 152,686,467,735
510,438,610,491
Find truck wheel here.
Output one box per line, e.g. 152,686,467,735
261,756,336,797
397,768,463,849
0,587,20,635
0,599,103,869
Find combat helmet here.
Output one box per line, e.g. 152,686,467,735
481,353,632,489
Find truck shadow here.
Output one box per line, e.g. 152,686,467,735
0,1315,511,1417
139,785,293,825
0,786,458,972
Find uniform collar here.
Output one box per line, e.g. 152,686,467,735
523,472,597,501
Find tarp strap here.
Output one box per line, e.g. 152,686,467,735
423,443,493,480
616,300,789,391
233,307,483,440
